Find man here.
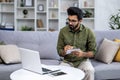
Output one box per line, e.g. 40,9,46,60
57,7,96,80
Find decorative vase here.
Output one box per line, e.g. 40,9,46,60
37,19,43,28
20,0,24,7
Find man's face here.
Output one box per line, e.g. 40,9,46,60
67,15,81,30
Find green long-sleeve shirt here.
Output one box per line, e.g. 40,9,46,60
57,24,96,67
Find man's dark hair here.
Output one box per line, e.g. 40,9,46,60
67,7,83,20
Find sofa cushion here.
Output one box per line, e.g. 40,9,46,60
39,43,60,60
113,39,120,62
0,45,21,64
0,63,21,80
114,49,120,62
95,38,119,64
91,59,120,80
38,31,60,60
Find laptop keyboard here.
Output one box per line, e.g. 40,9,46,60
42,67,51,72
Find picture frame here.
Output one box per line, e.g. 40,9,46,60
38,4,44,11
24,0,33,7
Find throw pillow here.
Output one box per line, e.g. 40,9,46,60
0,41,6,64
0,58,2,63
0,45,21,64
113,39,120,62
95,38,119,64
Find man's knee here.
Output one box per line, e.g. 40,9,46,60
85,67,95,73
86,69,95,74
60,62,71,67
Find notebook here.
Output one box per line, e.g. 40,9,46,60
19,48,60,75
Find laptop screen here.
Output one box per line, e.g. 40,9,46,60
19,48,60,74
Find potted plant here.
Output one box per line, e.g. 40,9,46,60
21,25,33,31
83,10,92,18
109,9,120,30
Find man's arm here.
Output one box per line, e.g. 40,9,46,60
71,29,96,58
86,29,96,56
71,51,94,58
57,30,66,57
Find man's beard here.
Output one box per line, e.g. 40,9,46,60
69,23,79,31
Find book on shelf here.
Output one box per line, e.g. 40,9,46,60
5,23,14,29
0,27,14,31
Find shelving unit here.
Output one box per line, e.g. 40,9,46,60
36,0,47,31
0,0,14,30
14,0,35,31
81,0,95,29
0,0,95,31
48,0,59,31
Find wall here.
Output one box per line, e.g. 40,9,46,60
95,0,120,30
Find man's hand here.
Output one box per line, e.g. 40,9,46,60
64,45,73,52
71,51,94,58
71,51,83,57
61,45,73,56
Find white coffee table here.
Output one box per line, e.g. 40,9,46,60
10,65,85,80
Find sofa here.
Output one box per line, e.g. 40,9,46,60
0,30,120,80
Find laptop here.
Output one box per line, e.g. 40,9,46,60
19,48,60,75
